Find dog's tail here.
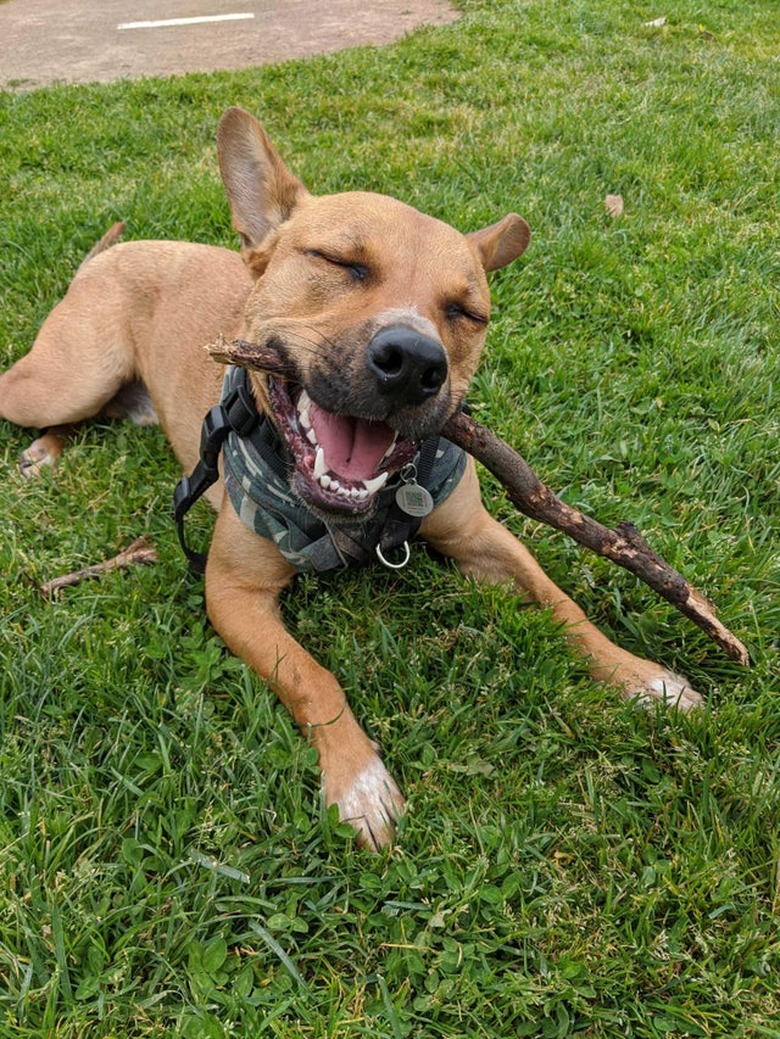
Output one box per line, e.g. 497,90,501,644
78,220,126,270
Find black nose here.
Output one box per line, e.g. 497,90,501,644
367,326,448,406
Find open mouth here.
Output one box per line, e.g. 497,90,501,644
268,378,419,515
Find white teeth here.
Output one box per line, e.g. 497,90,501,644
300,394,394,506
316,480,371,504
297,390,313,432
312,472,374,505
311,440,387,503
363,471,389,495
380,433,399,464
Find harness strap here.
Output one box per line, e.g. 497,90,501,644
173,374,275,573
173,368,439,575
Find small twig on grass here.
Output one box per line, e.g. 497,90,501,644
41,537,157,598
207,336,749,665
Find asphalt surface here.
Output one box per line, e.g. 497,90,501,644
0,0,459,91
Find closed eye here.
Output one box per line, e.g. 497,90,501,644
444,301,489,326
306,248,369,282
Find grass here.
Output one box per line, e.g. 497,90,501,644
1,0,779,1035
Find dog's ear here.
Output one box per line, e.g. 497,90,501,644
467,214,530,272
218,108,310,259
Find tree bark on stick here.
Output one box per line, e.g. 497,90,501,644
207,336,749,665
207,335,298,379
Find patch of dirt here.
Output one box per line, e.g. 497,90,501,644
0,0,460,91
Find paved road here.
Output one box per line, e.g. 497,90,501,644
0,0,458,90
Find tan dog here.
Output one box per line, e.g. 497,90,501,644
0,108,701,848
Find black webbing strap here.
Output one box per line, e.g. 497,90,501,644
173,375,264,573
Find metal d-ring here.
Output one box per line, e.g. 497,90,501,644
375,540,411,570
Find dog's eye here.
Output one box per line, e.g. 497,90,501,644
307,249,368,282
444,301,488,326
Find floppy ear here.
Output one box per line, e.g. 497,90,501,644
217,107,310,255
467,213,530,272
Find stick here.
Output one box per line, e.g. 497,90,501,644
207,336,749,664
41,537,158,597
206,334,298,379
441,410,749,664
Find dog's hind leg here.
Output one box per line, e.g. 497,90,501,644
18,425,80,478
0,275,134,428
0,247,138,474
10,377,156,479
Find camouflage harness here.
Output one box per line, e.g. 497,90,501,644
174,365,467,574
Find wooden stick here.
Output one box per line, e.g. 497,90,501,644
207,336,749,665
206,334,298,379
41,537,157,597
440,410,748,665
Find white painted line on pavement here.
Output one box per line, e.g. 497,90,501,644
118,13,254,31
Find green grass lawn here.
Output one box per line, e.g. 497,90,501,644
1,1,779,1035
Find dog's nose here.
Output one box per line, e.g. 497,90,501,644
367,326,448,405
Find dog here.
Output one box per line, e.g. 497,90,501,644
0,108,702,849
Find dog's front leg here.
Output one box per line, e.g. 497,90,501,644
204,503,404,849
421,460,702,710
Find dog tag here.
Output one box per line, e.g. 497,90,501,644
395,480,434,518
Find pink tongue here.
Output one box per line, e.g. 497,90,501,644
309,401,394,480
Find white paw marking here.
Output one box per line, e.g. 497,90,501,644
333,757,405,850
19,446,55,479
642,672,703,712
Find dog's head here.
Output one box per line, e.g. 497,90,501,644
217,107,529,519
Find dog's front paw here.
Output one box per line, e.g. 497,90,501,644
629,669,703,712
324,755,406,851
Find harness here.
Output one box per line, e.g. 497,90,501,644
173,366,466,574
